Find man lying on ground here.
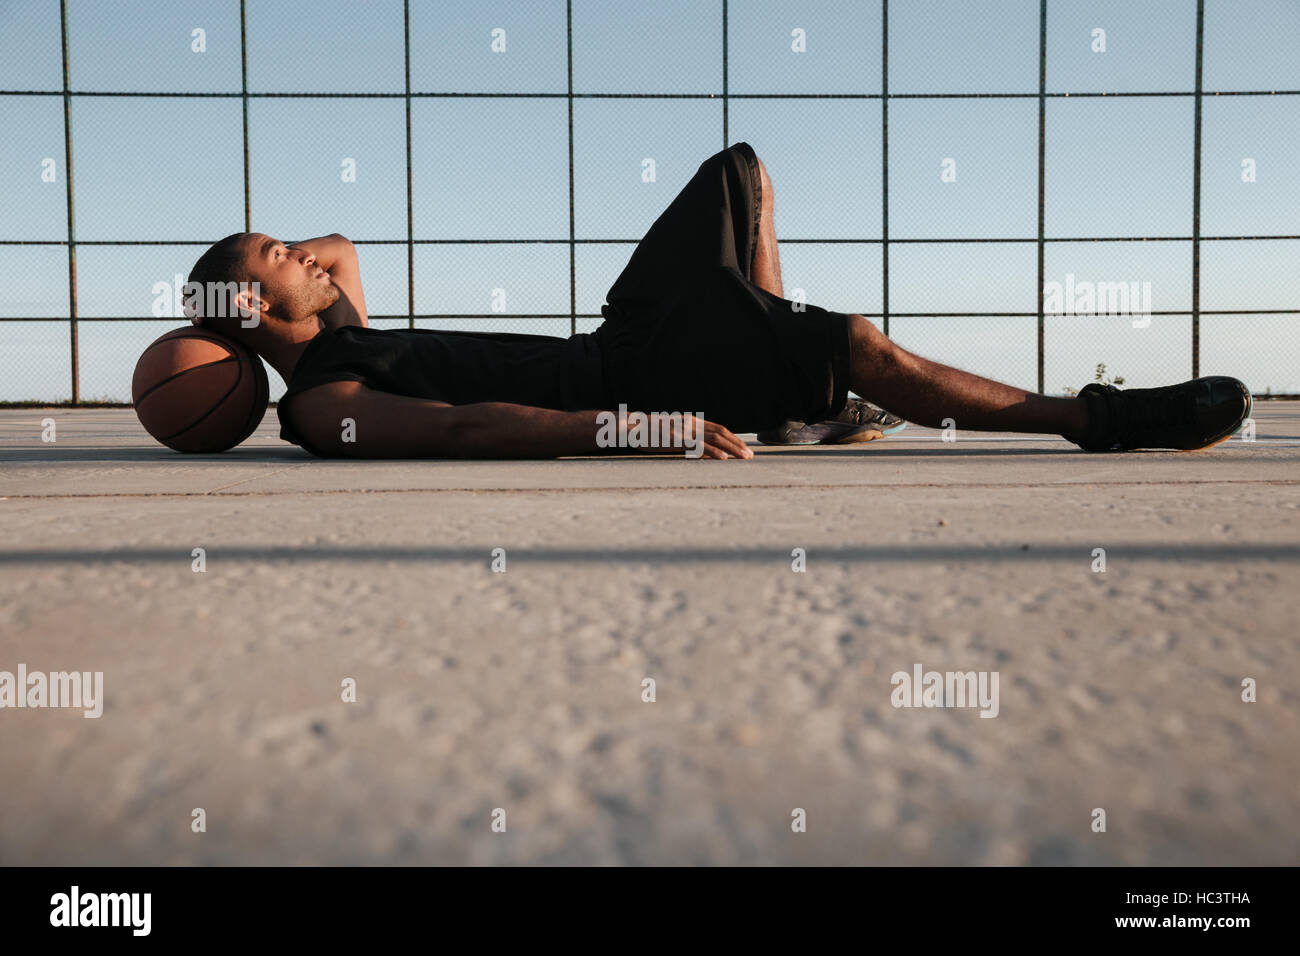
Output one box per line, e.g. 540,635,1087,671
183,143,1250,460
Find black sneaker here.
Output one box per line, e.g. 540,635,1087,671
757,398,907,445
1069,376,1252,452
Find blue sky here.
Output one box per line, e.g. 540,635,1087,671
1,0,1297,402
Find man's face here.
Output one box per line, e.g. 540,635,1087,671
241,233,340,322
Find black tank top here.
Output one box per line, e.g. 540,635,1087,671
276,326,607,455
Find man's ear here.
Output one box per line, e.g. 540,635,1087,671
233,284,268,329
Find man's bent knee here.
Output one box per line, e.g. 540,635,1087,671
756,156,773,207
848,314,888,350
847,314,900,375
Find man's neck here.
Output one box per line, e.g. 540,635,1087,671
255,315,326,384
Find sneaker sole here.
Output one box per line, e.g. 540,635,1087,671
825,427,887,445
1181,386,1253,452
825,421,906,445
755,435,820,445
1185,433,1233,451
757,422,905,445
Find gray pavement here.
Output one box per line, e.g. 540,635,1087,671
1,404,1298,865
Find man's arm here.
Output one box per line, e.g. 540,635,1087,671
287,234,368,329
284,380,752,460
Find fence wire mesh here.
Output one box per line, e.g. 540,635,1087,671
0,0,1297,404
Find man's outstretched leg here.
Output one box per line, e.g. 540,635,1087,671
843,314,1252,451
845,315,1087,436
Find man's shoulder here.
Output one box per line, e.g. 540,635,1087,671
277,380,366,456
281,379,364,419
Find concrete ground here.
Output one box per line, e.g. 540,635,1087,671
1,404,1298,866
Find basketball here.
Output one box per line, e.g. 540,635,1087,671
132,328,269,453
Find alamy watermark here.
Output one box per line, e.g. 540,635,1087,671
151,274,262,327
891,663,1000,718
1044,273,1153,328
50,886,150,936
0,664,103,718
595,404,705,458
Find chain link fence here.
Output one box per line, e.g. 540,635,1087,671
1,0,1297,404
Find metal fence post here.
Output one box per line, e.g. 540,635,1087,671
567,0,576,337
1036,0,1047,395
240,0,250,233
404,0,415,328
881,0,889,339
1192,0,1205,378
59,0,78,404
722,0,729,148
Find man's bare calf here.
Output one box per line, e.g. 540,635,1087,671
845,315,1091,440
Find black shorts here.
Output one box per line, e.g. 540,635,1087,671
591,141,853,433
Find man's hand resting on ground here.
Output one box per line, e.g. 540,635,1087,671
623,412,753,460
688,417,753,460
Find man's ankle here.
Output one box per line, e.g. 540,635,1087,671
1061,396,1093,446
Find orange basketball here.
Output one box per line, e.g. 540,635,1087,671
132,328,269,453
